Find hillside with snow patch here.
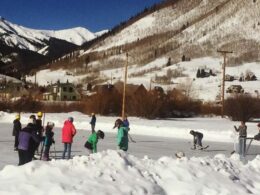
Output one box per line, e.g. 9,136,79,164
86,0,260,58
26,57,260,101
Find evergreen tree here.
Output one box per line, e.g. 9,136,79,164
196,69,201,78
182,55,186,62
201,69,206,78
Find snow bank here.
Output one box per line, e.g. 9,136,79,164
0,150,260,194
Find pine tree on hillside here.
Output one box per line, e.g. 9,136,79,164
196,69,201,78
201,69,206,78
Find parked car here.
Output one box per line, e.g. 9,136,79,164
226,85,244,93
225,74,235,81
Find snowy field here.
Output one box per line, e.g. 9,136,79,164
1,112,260,194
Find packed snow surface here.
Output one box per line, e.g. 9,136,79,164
1,111,260,143
1,150,260,194
1,111,260,194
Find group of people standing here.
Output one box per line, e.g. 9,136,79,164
12,112,54,165
84,115,130,153
59,113,130,158
12,112,131,165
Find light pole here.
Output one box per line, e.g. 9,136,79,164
122,53,128,119
217,50,233,118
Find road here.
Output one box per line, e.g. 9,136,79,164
1,123,260,169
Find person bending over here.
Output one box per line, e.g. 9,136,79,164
84,130,105,154
190,130,204,150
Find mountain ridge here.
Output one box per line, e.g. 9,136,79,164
0,18,107,77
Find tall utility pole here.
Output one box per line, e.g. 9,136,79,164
122,53,128,119
217,50,233,118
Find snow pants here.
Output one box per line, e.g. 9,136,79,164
238,137,246,158
14,135,19,149
43,145,50,160
194,135,203,147
18,149,30,165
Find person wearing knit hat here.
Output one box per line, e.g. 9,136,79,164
84,130,105,154
61,117,77,159
12,114,21,151
42,122,55,161
35,112,44,156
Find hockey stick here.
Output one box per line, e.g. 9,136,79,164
39,140,45,160
53,143,56,160
128,132,136,143
246,138,254,155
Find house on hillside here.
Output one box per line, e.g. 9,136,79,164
225,74,235,81
43,80,81,101
113,82,147,96
92,83,115,94
0,81,28,100
152,86,164,94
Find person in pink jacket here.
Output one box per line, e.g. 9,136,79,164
62,117,77,159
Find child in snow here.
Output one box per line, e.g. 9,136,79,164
84,130,105,153
90,113,96,133
122,116,129,128
62,117,77,159
253,123,260,141
190,130,204,150
234,121,247,158
122,115,135,143
114,119,129,151
12,114,21,151
42,122,55,161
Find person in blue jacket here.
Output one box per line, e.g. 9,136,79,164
122,115,129,128
42,122,55,161
113,118,129,151
90,113,96,133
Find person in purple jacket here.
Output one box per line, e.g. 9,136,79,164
18,117,40,165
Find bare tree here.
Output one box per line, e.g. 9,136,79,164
225,94,260,121
177,78,197,99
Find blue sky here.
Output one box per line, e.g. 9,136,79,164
0,0,162,32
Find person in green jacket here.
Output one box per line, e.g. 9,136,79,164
84,130,105,153
113,118,129,151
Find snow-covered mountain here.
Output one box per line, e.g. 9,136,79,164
0,17,107,77
0,17,103,53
